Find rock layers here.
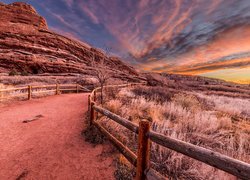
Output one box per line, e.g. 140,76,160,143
0,2,138,80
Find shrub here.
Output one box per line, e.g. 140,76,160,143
82,125,106,144
132,86,175,104
104,87,120,101
9,70,18,76
114,156,135,180
21,71,29,76
196,93,250,118
171,93,202,111
106,99,123,114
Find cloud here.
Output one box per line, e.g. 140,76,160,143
70,0,250,62
172,57,250,75
140,50,250,75
32,0,250,82
139,22,250,79
64,0,74,7
80,3,99,24
50,11,73,29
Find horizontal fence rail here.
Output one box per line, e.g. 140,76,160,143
89,83,250,180
93,105,139,134
0,84,91,101
93,120,137,166
148,131,250,180
0,87,28,92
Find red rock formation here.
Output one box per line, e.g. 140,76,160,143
0,2,139,79
0,2,47,30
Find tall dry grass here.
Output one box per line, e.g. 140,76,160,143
98,85,250,179
195,93,250,118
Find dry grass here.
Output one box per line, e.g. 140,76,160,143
98,85,250,179
0,84,58,103
131,86,176,104
0,75,98,87
114,155,136,180
195,93,250,118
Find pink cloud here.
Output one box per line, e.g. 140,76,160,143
80,2,99,24
64,0,74,7
52,12,72,29
76,0,198,58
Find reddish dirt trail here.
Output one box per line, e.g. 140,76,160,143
0,94,115,180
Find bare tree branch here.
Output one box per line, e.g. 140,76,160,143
91,46,112,105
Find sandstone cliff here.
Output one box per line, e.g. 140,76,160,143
0,2,139,81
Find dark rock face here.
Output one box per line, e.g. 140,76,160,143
0,2,138,79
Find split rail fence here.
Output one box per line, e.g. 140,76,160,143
0,84,90,100
88,83,250,180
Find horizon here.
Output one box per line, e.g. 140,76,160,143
2,0,250,84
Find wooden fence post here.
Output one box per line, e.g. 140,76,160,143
90,102,96,125
92,90,98,117
94,91,96,102
88,95,90,112
136,120,150,180
28,85,32,100
76,84,79,93
56,84,60,95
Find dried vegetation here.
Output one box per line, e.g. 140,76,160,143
96,84,250,179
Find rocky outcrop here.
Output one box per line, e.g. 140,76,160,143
0,2,47,30
0,2,139,80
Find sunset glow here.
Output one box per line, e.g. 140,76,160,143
3,0,250,83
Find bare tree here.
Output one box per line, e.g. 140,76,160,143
91,46,112,105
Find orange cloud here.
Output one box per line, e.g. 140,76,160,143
171,58,250,75
141,25,250,76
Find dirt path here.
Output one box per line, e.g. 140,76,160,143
0,94,115,180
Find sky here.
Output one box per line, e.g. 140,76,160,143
2,0,250,84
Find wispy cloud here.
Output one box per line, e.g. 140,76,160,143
64,0,74,7
22,0,250,82
80,3,99,24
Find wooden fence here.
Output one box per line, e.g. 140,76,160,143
88,84,250,180
0,84,90,100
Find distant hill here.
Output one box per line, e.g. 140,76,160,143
144,72,250,98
